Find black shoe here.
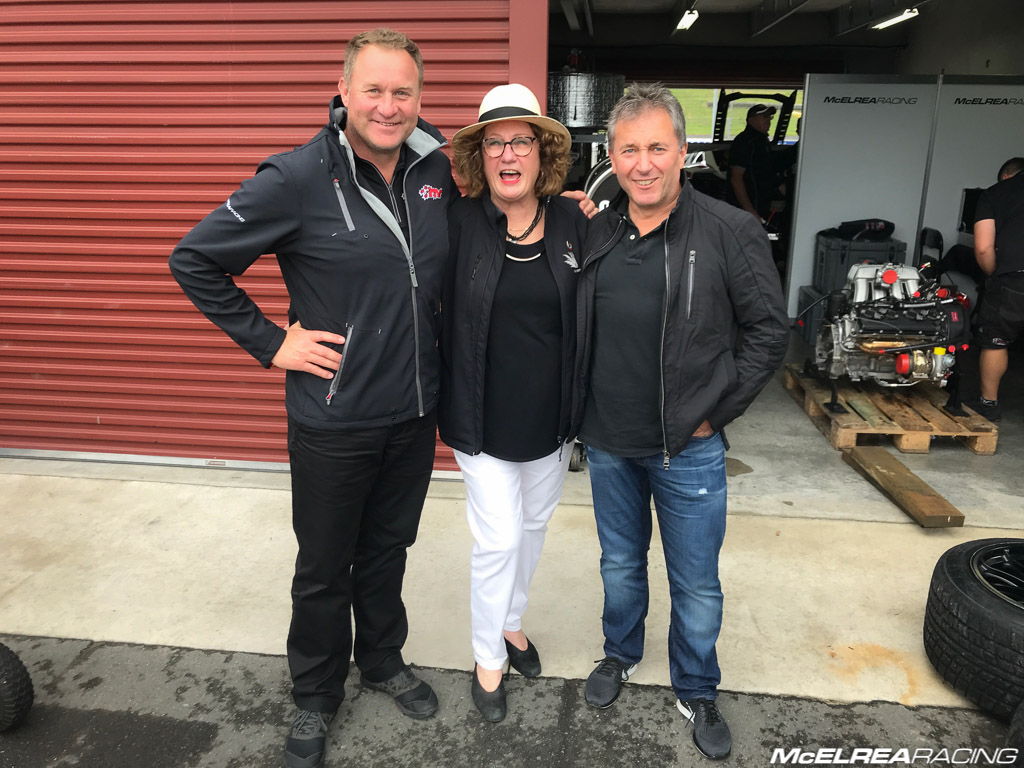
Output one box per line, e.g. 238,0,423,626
584,657,638,709
677,698,732,760
471,664,507,723
361,666,439,720
964,399,1002,422
283,709,333,768
504,637,541,678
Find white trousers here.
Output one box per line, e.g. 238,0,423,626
454,446,569,670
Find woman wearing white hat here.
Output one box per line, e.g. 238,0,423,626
439,83,588,722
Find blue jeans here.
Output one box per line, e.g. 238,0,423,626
587,434,727,701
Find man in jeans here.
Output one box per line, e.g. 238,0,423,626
574,84,788,760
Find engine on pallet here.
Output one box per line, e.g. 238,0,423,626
814,263,969,387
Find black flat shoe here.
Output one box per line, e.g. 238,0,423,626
504,637,541,678
471,665,506,723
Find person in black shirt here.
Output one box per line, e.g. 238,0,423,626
967,156,1024,421
439,84,589,722
726,103,777,221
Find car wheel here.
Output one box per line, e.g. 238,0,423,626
1007,701,1024,766
0,641,33,732
923,538,1024,721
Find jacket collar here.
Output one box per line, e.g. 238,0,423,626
326,95,447,170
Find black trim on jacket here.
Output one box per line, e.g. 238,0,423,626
572,181,789,463
439,194,587,456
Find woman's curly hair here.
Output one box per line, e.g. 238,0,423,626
452,122,571,199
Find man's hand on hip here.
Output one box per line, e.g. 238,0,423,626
271,321,344,379
692,420,714,438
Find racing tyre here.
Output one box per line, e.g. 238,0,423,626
1007,702,1024,766
0,642,33,731
923,538,1024,721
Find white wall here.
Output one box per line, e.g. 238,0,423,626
785,75,937,315
920,77,1024,255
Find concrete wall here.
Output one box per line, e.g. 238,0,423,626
899,0,1024,76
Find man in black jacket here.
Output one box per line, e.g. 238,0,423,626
169,28,456,768
575,84,788,761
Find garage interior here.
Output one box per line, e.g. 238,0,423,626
2,1,1023,763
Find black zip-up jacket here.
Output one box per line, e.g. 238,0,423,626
573,181,788,464
169,98,456,430
439,195,588,455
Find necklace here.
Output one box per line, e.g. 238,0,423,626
505,199,545,242
505,251,542,262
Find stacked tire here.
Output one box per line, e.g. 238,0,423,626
0,642,33,732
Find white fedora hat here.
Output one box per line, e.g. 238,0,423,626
453,83,571,143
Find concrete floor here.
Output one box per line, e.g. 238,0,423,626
1,361,1021,766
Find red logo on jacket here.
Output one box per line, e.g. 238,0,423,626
418,184,443,201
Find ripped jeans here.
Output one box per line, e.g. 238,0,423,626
587,433,727,701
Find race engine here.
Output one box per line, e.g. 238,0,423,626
814,263,969,387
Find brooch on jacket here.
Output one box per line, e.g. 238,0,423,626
563,241,580,272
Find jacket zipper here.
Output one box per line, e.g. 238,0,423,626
686,250,696,320
332,180,355,231
325,324,355,405
397,165,425,416
660,230,672,469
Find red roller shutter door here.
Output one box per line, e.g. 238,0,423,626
0,0,548,470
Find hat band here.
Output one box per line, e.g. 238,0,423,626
478,105,541,122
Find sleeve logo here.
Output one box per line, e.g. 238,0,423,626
418,184,443,201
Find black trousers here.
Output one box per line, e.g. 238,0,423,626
286,411,437,713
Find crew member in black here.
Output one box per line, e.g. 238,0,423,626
968,156,1024,421
726,103,778,221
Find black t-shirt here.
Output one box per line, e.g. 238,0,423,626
975,171,1024,276
481,241,563,462
727,126,775,218
580,216,666,457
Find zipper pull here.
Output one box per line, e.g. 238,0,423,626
662,451,671,470
409,263,419,288
689,250,696,263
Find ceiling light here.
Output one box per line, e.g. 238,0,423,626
676,9,699,30
871,7,919,29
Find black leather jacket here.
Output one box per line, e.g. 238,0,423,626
439,194,588,455
572,182,789,463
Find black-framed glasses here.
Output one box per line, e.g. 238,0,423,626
481,136,537,158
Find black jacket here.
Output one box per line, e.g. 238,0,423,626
169,98,457,429
439,195,588,455
573,182,789,462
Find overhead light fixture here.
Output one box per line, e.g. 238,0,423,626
676,9,699,30
871,7,919,29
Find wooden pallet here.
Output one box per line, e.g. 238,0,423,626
783,364,998,455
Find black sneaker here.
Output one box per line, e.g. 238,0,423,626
964,399,1002,422
584,657,638,709
361,666,439,720
677,698,732,760
283,709,333,768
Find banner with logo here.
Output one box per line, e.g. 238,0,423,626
919,76,1024,257
786,75,937,314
